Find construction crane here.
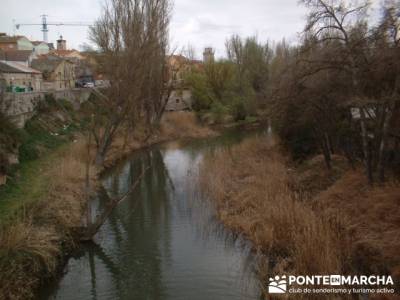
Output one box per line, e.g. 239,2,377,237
15,15,92,43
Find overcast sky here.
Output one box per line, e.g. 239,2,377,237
0,0,381,59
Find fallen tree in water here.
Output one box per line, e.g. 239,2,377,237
81,165,150,241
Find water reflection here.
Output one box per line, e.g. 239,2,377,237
41,130,264,300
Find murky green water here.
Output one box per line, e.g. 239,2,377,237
41,129,265,300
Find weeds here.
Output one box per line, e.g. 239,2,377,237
200,136,351,298
161,111,214,139
201,135,400,298
0,220,59,300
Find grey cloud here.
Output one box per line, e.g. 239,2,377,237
1,0,384,57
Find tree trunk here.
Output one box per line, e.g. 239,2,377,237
359,107,373,185
327,133,334,155
317,130,332,170
322,136,332,170
377,106,393,182
95,144,107,166
82,166,150,241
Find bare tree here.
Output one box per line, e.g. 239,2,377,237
183,43,197,61
270,0,400,183
301,0,375,181
89,0,171,165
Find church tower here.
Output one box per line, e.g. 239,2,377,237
203,47,215,63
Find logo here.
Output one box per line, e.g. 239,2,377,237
267,274,395,295
268,275,287,294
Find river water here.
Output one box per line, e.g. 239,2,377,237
40,130,264,300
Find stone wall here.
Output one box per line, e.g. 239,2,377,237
0,88,91,128
52,89,91,109
165,89,193,111
0,91,43,128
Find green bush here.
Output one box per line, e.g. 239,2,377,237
187,72,214,111
58,99,74,112
210,102,229,123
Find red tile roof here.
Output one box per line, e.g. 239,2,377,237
51,49,81,57
0,50,33,62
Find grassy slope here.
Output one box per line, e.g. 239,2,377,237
0,100,78,223
0,137,91,300
0,157,51,222
0,98,92,299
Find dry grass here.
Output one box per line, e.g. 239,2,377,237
160,111,214,139
36,139,96,228
200,137,348,270
314,171,400,278
200,136,351,299
0,137,96,300
291,154,349,198
0,221,59,300
201,135,400,299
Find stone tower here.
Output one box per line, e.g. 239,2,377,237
203,47,215,63
57,35,67,50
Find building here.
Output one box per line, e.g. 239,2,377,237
164,54,203,111
0,61,42,91
168,55,189,83
57,35,67,51
50,36,91,84
167,55,202,84
51,50,91,86
203,47,215,63
32,41,50,55
0,50,37,67
31,55,75,90
0,35,34,51
51,49,85,60
165,89,193,111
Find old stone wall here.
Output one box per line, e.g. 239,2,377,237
165,89,193,111
0,88,91,128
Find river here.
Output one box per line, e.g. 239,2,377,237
40,129,264,300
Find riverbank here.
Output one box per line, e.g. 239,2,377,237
0,111,215,300
0,138,95,299
200,135,400,299
101,112,215,171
